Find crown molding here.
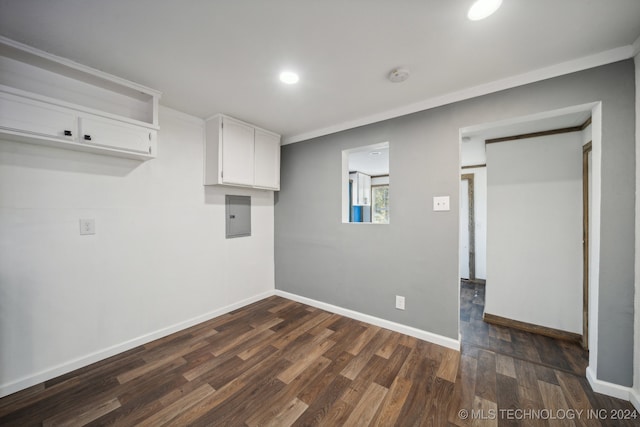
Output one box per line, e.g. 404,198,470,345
283,45,634,145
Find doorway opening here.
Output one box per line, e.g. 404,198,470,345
459,104,600,362
460,174,475,281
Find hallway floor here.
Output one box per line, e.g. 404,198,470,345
453,280,637,426
460,281,587,376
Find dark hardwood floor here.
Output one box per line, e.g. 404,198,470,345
460,281,588,376
456,281,637,427
0,288,637,426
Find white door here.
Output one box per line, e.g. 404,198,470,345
460,178,470,279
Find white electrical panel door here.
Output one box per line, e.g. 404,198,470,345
221,117,255,186
0,92,76,140
78,115,154,155
254,129,280,190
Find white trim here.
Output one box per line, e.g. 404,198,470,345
283,45,633,145
0,290,273,398
588,103,602,375
632,34,640,57
586,366,634,401
634,49,640,416
631,388,640,412
274,290,460,351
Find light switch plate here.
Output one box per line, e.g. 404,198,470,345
433,196,450,211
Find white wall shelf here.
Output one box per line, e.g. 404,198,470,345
0,37,161,161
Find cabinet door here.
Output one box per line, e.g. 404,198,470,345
352,172,371,205
357,173,366,205
254,129,280,190
221,116,254,186
0,92,76,140
361,173,371,205
79,115,153,155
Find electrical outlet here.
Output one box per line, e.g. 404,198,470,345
395,295,405,310
433,196,450,211
79,218,95,235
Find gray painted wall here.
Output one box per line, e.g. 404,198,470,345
275,60,635,386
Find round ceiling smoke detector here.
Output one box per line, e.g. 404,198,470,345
388,68,410,83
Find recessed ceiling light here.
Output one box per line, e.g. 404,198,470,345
279,71,299,84
467,0,502,21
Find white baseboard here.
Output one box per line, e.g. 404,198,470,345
630,388,640,412
586,366,635,402
0,290,273,398
274,290,460,351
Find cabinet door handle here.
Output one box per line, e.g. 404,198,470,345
64,130,73,137
84,135,92,141
229,214,236,219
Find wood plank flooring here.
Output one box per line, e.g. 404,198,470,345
460,281,588,376
0,289,637,426
456,281,637,427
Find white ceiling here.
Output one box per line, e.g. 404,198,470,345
1,1,639,143
349,146,389,176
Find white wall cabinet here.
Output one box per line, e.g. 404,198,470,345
204,114,280,191
0,93,76,141
350,172,371,205
0,37,161,161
